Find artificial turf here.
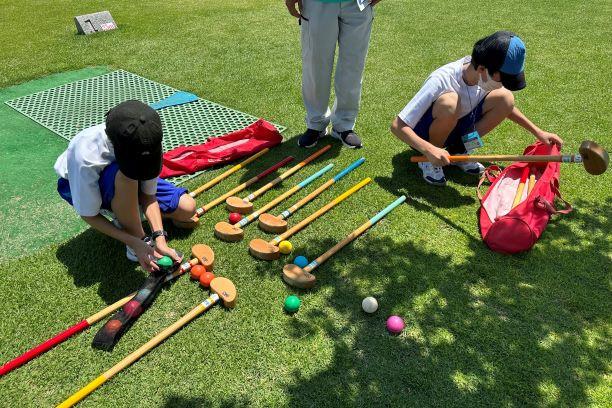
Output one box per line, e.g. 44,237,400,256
0,1,610,407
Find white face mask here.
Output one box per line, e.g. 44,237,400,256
478,71,503,93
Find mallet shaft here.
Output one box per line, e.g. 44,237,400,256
57,295,220,408
277,158,365,220
511,166,530,209
410,154,581,163
304,195,406,273
237,164,333,227
241,145,331,203
271,177,371,245
195,156,293,216
189,148,269,197
0,258,199,377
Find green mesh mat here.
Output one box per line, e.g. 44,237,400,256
5,70,285,185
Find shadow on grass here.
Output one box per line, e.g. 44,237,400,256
375,150,479,209
279,198,610,407
56,228,148,303
163,395,251,408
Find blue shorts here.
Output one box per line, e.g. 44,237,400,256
57,162,188,214
413,97,486,153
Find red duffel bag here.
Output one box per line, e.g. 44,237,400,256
478,142,572,254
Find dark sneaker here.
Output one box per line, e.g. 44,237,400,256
332,129,362,149
298,128,326,148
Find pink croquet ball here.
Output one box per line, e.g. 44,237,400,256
386,315,405,334
229,212,242,224
124,300,142,317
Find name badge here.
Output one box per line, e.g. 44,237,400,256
462,131,483,152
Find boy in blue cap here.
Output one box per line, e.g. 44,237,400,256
391,31,563,186
54,100,196,271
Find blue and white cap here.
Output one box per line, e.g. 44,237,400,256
498,35,526,91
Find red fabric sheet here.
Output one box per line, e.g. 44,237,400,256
161,119,283,178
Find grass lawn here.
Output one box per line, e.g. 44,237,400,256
0,1,610,407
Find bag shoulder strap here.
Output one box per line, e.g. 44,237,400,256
477,165,502,201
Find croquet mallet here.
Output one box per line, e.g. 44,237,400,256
57,277,236,408
283,195,406,289
249,177,371,260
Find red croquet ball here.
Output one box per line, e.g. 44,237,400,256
106,319,122,333
123,300,142,317
190,264,206,280
229,212,242,224
199,271,216,288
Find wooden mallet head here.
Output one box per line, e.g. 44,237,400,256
191,244,215,271
173,215,201,229
579,140,609,175
282,263,315,289
258,213,288,233
248,238,280,260
209,277,237,308
226,196,254,214
214,221,244,242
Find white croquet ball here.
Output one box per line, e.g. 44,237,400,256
361,296,378,314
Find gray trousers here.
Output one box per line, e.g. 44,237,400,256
300,0,374,132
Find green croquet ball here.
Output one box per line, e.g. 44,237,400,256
284,295,301,313
156,256,173,271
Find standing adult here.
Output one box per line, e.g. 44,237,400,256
286,0,380,149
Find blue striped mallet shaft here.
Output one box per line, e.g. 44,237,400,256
214,164,334,242
282,195,406,288
258,158,365,233
237,163,334,228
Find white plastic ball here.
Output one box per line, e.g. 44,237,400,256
361,296,378,313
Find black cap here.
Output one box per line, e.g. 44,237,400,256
105,100,163,180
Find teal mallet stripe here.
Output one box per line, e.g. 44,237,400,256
298,163,334,188
369,195,406,224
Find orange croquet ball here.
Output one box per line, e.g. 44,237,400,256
199,271,216,288
106,319,122,333
190,265,206,280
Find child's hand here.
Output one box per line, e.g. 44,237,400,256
155,240,183,263
132,239,161,273
536,130,564,148
424,146,451,166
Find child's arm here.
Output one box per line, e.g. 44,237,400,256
81,214,160,272
391,117,451,166
508,107,564,147
139,193,182,262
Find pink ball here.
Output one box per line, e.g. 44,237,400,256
124,300,142,317
386,315,405,334
229,212,242,224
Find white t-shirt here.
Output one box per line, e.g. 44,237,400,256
398,56,488,128
54,124,158,216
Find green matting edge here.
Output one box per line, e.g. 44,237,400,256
5,69,286,185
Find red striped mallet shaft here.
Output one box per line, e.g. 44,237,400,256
189,148,269,198
193,156,294,218
226,145,331,214
0,244,214,377
57,278,236,408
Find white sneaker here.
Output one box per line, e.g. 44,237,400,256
452,160,485,175
126,236,154,262
418,162,446,186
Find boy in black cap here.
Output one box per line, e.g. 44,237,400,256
54,100,197,272
391,31,563,186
